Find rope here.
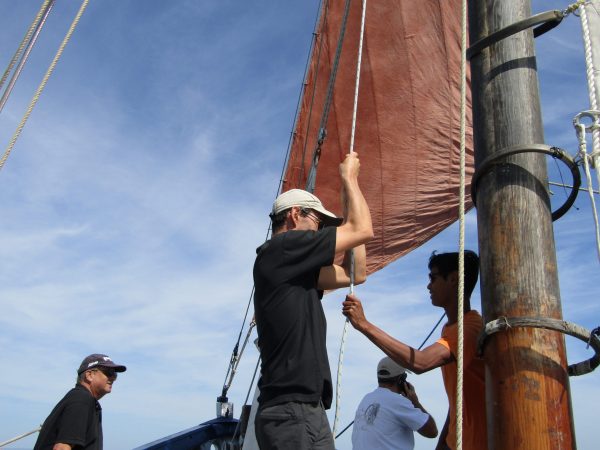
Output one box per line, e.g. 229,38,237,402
563,0,587,16
0,0,53,91
306,0,354,193
0,0,90,172
333,0,367,438
0,0,55,115
0,426,41,447
575,121,600,261
454,0,468,448
577,1,600,263
580,2,600,160
0,0,53,92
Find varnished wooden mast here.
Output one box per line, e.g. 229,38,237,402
468,1,576,448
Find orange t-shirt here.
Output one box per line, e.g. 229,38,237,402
436,310,487,450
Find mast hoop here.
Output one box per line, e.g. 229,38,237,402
470,143,581,221
467,10,564,60
477,316,600,376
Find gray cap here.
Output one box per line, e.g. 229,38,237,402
271,189,343,226
377,357,410,379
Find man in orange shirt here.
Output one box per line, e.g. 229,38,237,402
342,251,487,450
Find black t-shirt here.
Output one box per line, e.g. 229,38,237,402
34,384,103,450
253,227,336,409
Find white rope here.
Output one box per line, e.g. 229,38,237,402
0,0,53,92
455,0,468,449
333,0,368,439
575,119,600,261
0,0,90,172
0,426,41,447
577,2,600,263
580,1,600,158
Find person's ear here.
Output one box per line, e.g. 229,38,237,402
448,270,459,287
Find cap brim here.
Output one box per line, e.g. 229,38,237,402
100,363,127,372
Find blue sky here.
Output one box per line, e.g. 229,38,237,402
0,1,598,449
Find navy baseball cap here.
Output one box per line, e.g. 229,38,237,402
77,354,127,375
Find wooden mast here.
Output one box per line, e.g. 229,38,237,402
468,1,576,449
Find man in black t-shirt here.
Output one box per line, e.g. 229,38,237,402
254,152,373,449
34,353,126,450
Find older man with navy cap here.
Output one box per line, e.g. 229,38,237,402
253,152,373,449
33,353,126,450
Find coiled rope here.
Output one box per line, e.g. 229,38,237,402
0,0,90,172
332,0,368,439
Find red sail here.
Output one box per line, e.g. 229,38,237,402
282,0,473,274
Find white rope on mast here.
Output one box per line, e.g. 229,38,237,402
575,117,600,261
0,0,90,172
333,0,368,439
580,1,600,161
455,0,468,448
577,1,600,263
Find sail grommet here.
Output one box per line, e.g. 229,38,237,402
477,316,600,376
470,143,581,221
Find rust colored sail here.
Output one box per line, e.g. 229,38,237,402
282,0,473,274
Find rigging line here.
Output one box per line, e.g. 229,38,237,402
548,180,600,195
0,426,42,447
0,0,90,173
0,0,55,115
455,0,468,449
297,0,329,188
220,293,256,396
575,122,600,262
0,0,53,92
333,0,367,439
222,2,327,396
228,354,261,447
580,1,600,159
334,311,448,439
222,321,256,399
306,0,354,193
272,0,326,192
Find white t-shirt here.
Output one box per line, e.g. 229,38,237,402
351,387,429,450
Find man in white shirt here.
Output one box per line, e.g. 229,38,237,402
352,357,437,450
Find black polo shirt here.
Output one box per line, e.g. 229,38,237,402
34,384,103,450
253,227,336,409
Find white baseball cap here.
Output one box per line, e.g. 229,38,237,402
271,189,343,226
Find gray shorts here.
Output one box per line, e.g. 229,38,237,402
255,401,335,450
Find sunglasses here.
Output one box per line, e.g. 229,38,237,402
300,208,324,229
92,367,117,378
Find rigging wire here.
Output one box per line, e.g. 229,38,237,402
454,0,468,448
0,426,42,448
333,0,368,438
0,0,90,172
576,1,600,263
297,0,330,188
306,0,354,193
219,0,327,402
0,0,54,112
